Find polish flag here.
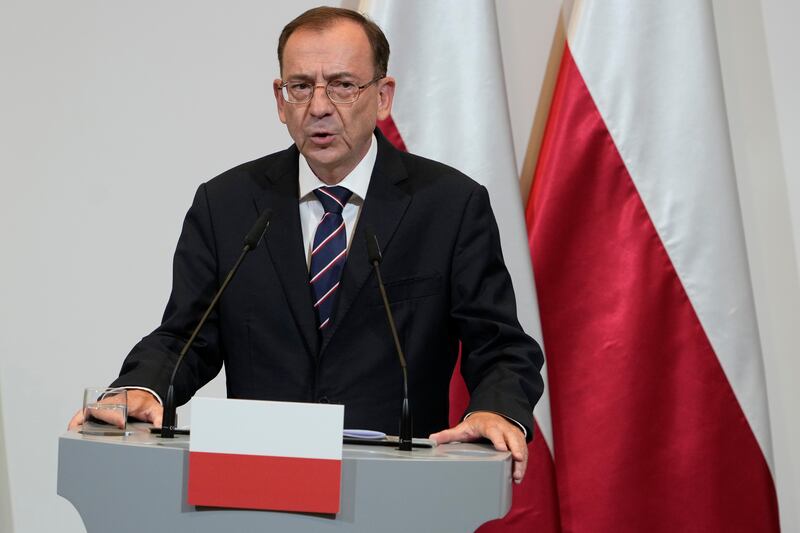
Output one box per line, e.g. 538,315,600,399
362,1,561,531
527,1,780,531
187,398,344,513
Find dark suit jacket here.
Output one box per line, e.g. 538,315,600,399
112,131,544,439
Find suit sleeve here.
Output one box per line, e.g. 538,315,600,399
110,183,225,406
450,185,544,441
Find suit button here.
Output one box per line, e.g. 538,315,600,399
319,396,330,404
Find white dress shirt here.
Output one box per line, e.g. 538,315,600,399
298,134,377,268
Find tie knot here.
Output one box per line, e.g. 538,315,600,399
314,186,352,214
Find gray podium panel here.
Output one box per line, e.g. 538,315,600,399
58,425,512,533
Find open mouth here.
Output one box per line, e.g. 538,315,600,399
310,132,335,144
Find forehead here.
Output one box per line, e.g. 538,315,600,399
282,20,373,78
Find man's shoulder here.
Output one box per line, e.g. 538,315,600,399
389,146,484,198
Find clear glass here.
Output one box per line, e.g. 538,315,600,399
80,387,128,436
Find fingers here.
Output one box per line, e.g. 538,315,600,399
512,451,529,484
484,424,509,452
428,422,479,445
68,389,164,431
135,401,163,427
430,412,529,484
150,407,163,428
67,409,85,430
126,390,163,427
505,429,528,484
481,419,527,484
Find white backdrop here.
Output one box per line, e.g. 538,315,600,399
0,1,796,532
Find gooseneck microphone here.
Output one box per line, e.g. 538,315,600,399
158,209,272,438
365,230,413,451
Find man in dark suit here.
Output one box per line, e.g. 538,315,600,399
69,7,543,483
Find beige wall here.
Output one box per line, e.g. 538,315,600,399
0,393,13,533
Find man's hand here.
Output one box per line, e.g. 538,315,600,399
429,411,528,484
67,389,163,430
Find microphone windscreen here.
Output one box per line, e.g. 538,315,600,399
365,229,382,264
243,209,272,249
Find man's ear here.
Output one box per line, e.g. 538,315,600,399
376,76,396,121
273,79,288,124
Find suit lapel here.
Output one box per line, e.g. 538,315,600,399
253,146,320,359
320,133,411,355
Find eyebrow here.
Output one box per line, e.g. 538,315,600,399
284,71,359,81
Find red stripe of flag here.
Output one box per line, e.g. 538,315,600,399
188,451,341,513
377,116,407,152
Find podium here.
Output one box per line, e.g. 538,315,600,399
58,424,512,532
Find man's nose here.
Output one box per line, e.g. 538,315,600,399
308,83,334,117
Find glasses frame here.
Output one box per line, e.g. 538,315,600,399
279,76,385,105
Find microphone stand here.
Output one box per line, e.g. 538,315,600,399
366,230,413,451
158,209,272,438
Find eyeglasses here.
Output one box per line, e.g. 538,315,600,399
279,76,384,105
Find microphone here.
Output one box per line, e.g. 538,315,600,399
365,229,412,451
158,209,272,438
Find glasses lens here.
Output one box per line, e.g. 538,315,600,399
283,82,312,103
327,80,359,104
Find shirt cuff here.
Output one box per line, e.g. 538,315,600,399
117,386,163,405
463,411,528,438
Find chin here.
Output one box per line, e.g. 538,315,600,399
304,151,345,171
303,142,340,158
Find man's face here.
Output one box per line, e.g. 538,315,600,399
274,20,395,184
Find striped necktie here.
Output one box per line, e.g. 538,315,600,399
309,186,353,331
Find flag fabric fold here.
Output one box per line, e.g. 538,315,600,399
527,1,779,531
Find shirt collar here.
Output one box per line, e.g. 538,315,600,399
298,133,377,202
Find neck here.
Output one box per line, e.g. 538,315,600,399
313,171,347,186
